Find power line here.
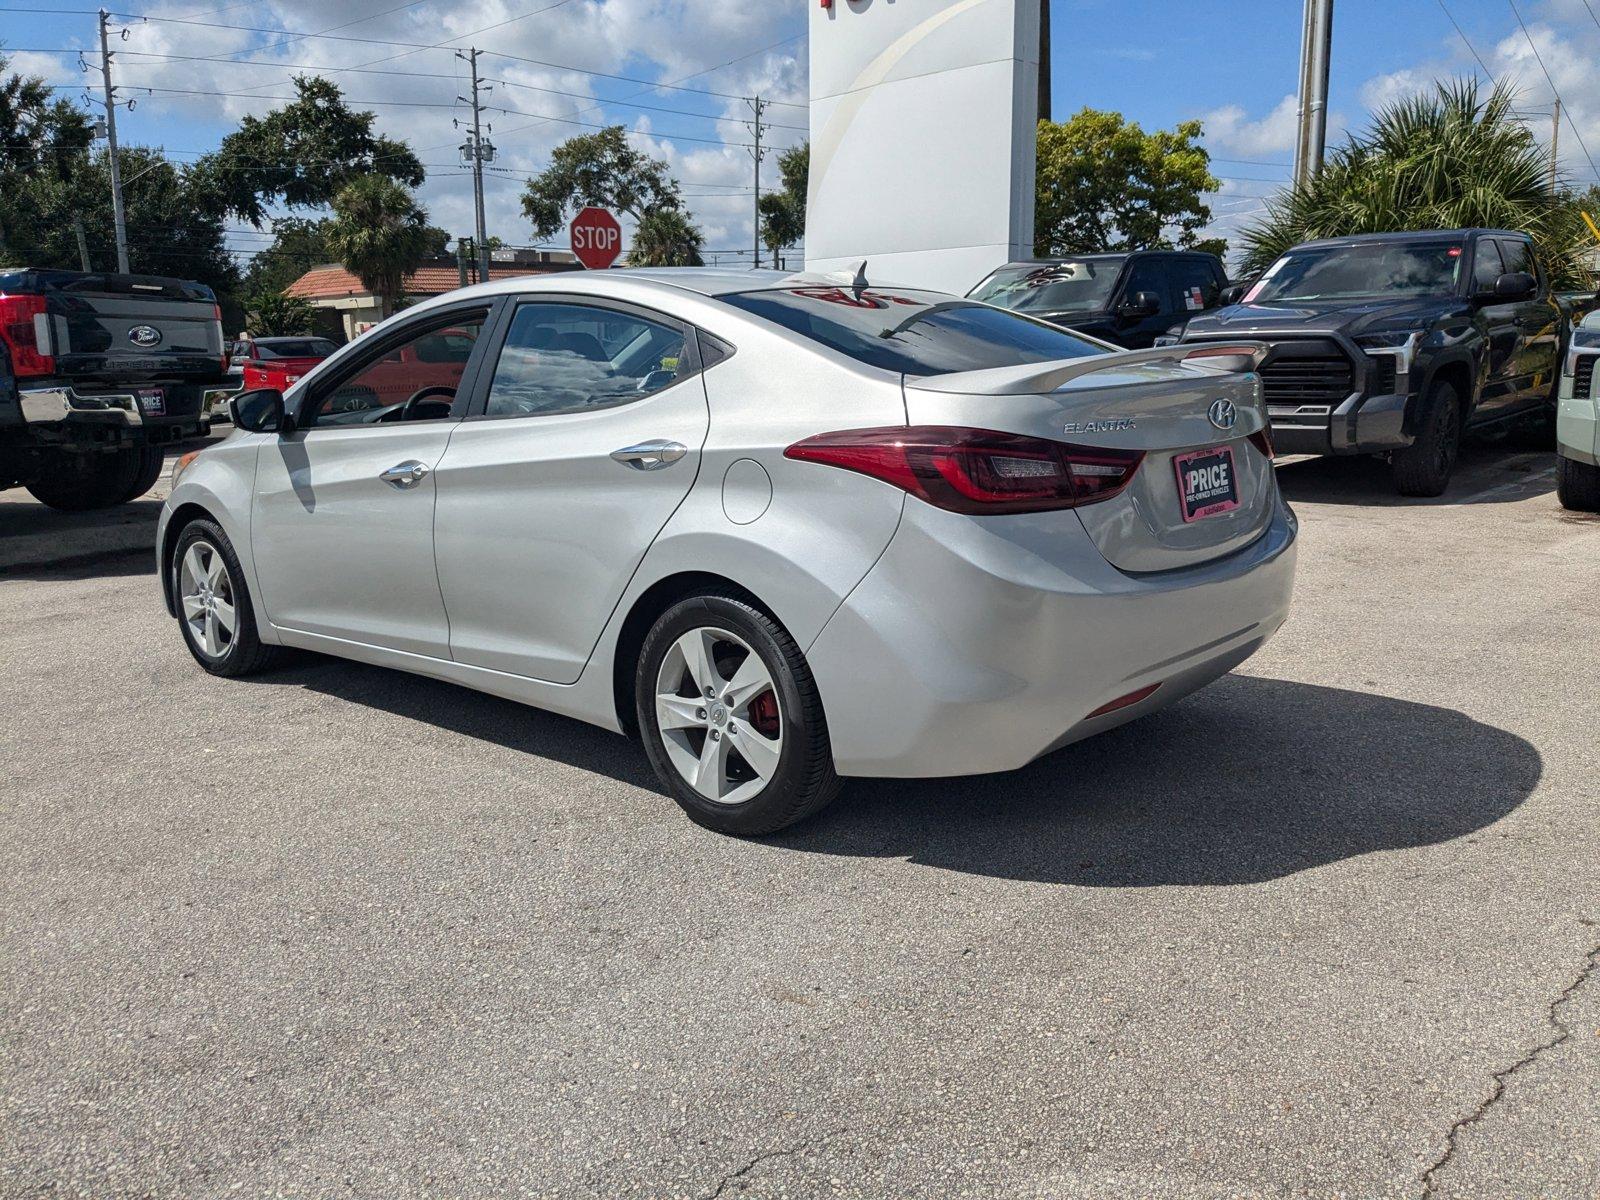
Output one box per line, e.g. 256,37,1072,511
1435,0,1494,80
1506,0,1599,181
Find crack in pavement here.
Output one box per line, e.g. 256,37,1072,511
1419,939,1600,1197
700,1129,845,1199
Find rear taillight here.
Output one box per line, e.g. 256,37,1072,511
1248,426,1275,460
784,425,1145,514
213,304,227,371
0,293,53,377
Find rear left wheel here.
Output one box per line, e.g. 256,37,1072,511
636,594,840,836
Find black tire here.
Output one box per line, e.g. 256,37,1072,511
1391,381,1463,497
1557,453,1600,512
171,518,281,677
635,593,840,836
117,446,166,503
24,449,142,511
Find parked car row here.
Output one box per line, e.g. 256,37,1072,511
975,228,1591,503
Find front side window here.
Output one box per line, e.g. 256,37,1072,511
1472,240,1506,292
1497,239,1535,280
1121,259,1172,311
307,310,487,427
969,260,1122,315
1246,240,1464,304
723,288,1105,376
483,303,689,418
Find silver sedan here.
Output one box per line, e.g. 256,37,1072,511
158,268,1298,835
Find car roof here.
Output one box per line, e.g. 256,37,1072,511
1294,228,1527,249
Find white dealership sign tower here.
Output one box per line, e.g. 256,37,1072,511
805,0,1044,294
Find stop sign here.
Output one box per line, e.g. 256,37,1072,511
570,206,623,270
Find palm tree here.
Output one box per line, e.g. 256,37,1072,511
1240,80,1589,287
325,174,433,318
628,207,704,267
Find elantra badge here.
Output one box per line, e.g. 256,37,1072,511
1207,399,1237,431
128,324,163,348
1064,418,1138,435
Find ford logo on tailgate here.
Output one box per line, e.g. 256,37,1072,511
128,324,163,348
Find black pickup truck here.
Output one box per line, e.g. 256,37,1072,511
0,268,225,510
1180,229,1568,495
969,250,1229,349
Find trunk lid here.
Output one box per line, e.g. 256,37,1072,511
904,345,1277,572
36,271,225,383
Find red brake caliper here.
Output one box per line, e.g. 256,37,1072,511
748,690,780,738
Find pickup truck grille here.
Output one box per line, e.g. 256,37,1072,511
1576,356,1595,400
1259,352,1355,406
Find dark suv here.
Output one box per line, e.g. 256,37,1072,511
1181,229,1567,495
968,251,1228,349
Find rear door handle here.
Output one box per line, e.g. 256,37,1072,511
610,440,687,471
380,460,430,489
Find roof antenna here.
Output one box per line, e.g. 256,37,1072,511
848,259,868,300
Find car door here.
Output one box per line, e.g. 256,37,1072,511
1470,239,1521,418
1498,238,1560,411
250,303,496,659
1114,258,1177,348
432,297,710,684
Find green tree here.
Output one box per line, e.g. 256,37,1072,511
0,52,91,183
521,126,684,238
240,216,334,297
325,175,432,318
193,75,425,227
1035,109,1223,257
244,291,318,337
629,208,704,266
1240,80,1588,287
758,142,808,269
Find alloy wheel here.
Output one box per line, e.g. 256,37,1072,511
653,626,783,806
178,540,238,660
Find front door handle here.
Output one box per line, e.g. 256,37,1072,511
380,460,430,489
610,440,687,471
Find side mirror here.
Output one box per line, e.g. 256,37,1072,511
230,387,288,433
1492,271,1537,302
1219,283,1248,307
1120,290,1162,318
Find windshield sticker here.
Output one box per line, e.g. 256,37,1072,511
1185,286,1205,310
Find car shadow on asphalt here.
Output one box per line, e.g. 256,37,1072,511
264,659,1538,887
1275,443,1557,508
776,673,1540,886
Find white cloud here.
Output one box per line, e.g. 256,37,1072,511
1202,94,1300,158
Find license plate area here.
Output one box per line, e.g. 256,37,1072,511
135,388,166,416
1173,445,1240,522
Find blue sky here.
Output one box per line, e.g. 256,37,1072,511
3,0,1597,269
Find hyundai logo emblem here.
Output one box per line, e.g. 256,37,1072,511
128,324,163,348
1207,398,1237,431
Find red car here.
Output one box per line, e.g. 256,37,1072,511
238,336,338,392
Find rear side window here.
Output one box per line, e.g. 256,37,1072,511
1170,259,1222,311
722,287,1104,376
255,339,336,359
483,302,689,418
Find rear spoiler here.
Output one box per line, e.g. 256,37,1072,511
908,341,1269,396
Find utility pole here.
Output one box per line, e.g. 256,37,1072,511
747,96,768,270
457,48,493,285
96,9,130,274
1551,97,1562,191
1292,0,1334,191
72,214,91,272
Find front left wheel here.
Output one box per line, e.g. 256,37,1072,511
172,519,281,677
1557,453,1600,512
636,594,840,836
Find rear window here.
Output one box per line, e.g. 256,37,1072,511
255,338,336,360
722,287,1105,376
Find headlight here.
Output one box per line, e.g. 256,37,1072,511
1564,327,1600,375
1355,330,1420,377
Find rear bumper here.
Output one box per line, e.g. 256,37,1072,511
17,383,208,445
806,495,1299,778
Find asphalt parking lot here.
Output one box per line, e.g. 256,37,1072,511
2,436,1597,1199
